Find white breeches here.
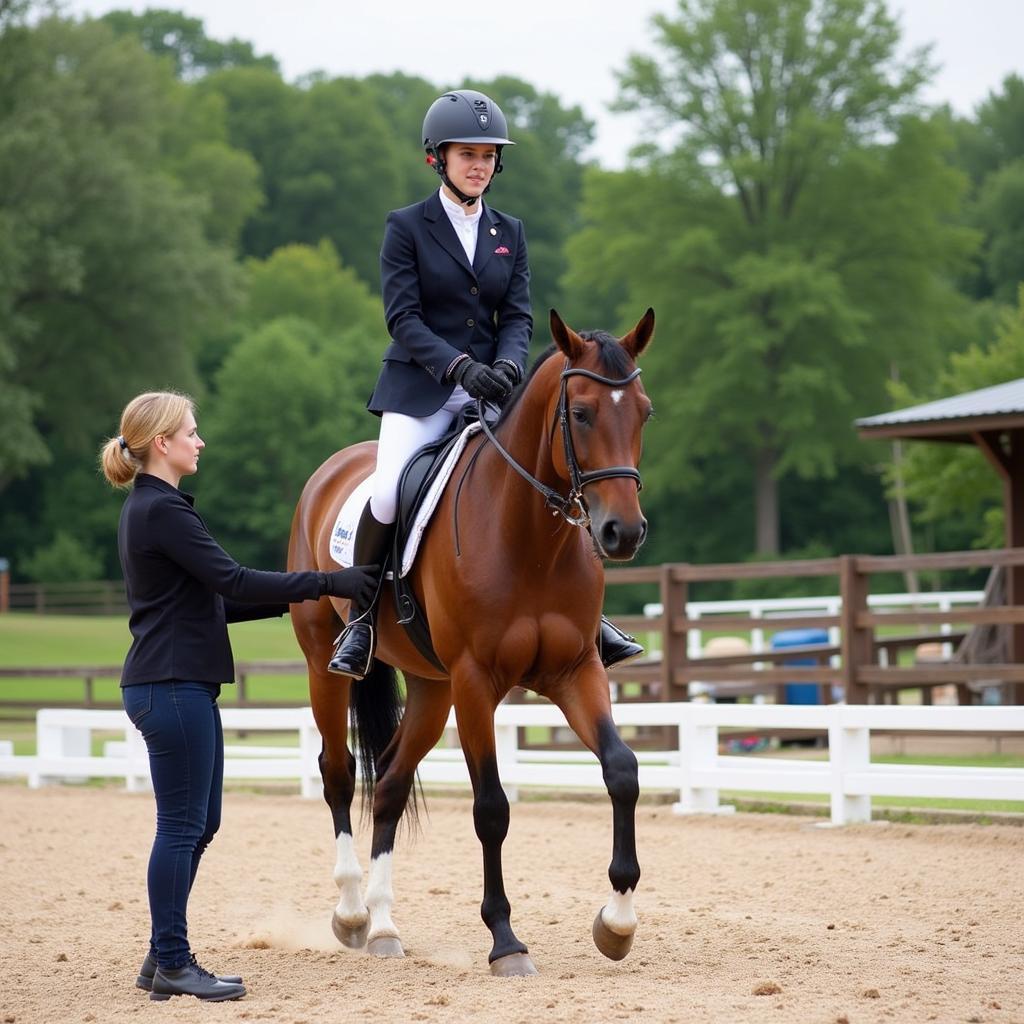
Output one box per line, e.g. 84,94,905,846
370,387,473,525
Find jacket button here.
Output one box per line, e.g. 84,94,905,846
470,286,479,295
466,318,475,327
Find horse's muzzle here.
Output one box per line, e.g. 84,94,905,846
593,514,647,561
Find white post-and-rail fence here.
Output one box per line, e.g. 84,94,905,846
1,703,1022,825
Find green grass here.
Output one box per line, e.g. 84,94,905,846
720,790,1024,815
718,749,1024,814
0,612,307,664
0,613,310,705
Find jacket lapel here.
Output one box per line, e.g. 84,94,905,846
473,204,501,274
424,191,476,277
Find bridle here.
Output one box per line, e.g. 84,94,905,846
477,360,643,529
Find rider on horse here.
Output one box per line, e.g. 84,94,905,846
328,89,643,679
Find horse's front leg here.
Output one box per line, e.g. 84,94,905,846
453,663,537,977
548,657,641,961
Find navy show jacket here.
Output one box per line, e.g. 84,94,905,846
367,190,533,417
117,474,324,687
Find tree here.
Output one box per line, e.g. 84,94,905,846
99,8,278,80
244,240,389,405
22,530,103,583
195,318,368,567
0,14,245,496
567,0,977,556
462,76,595,327
950,76,1024,303
199,68,404,286
889,287,1024,551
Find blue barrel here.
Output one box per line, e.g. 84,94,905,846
771,628,829,704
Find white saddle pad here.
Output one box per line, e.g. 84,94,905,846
328,423,481,574
329,475,374,567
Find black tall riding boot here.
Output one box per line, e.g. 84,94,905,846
327,504,394,679
599,616,644,668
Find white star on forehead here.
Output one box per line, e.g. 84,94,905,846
610,389,624,405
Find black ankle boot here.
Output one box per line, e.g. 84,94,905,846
136,951,242,991
328,504,394,680
149,955,246,1002
599,616,644,668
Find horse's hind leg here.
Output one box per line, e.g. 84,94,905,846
293,596,369,949
548,659,641,961
363,672,452,957
453,665,537,977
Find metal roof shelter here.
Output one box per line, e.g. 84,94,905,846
857,378,1024,702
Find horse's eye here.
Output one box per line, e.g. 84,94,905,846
571,407,590,425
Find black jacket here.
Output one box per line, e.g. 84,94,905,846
367,191,532,417
117,474,324,686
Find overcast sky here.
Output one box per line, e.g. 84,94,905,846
64,0,1024,167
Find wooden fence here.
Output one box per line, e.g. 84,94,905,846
598,548,1024,707
3,547,1023,711
6,580,129,615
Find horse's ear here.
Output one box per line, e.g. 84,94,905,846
550,308,585,360
621,308,655,359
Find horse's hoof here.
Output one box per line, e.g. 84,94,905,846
366,936,405,958
331,913,369,949
489,952,538,977
592,909,635,961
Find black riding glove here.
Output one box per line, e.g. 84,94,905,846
491,361,520,396
321,564,380,607
451,358,512,403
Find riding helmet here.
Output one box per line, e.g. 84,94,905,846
422,90,514,195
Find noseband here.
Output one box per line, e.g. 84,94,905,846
477,360,643,528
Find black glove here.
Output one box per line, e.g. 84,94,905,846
322,564,380,607
452,358,512,403
491,361,520,395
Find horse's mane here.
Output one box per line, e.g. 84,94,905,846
494,330,634,428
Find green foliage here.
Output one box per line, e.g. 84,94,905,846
974,160,1024,304
0,12,243,493
198,69,403,286
566,0,978,556
889,287,1024,549
3,0,1022,588
243,240,388,403
22,530,103,582
950,75,1024,302
461,76,595,330
99,8,278,80
170,139,264,247
194,317,371,567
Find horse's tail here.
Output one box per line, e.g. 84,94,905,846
350,659,418,825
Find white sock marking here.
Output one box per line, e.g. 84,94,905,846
332,832,367,926
365,851,400,941
601,887,637,935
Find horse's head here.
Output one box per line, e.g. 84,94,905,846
548,308,655,561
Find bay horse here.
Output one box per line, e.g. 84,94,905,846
287,308,654,976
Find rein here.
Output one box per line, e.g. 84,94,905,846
477,360,643,529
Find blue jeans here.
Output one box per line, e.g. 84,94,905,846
123,681,224,970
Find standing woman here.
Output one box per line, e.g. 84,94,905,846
328,88,642,678
100,391,377,1002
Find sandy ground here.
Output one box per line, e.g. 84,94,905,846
1,785,1022,1024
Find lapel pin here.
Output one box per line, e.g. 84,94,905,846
489,227,497,236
